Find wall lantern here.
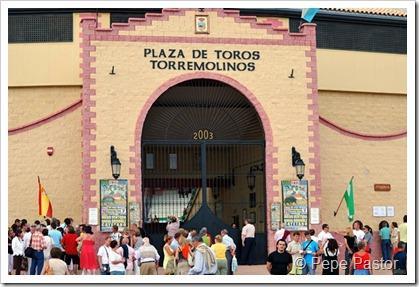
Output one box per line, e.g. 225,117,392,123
110,145,121,180
246,163,264,191
291,146,305,180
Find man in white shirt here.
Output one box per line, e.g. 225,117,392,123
317,224,334,248
97,236,112,275
221,229,236,275
241,219,256,265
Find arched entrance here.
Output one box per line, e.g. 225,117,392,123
141,78,267,264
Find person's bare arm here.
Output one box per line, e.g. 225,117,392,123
287,263,293,274
266,262,272,273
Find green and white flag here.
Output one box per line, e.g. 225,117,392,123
344,178,355,221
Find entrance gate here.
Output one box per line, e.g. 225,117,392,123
141,79,267,264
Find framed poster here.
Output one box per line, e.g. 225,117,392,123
100,179,128,232
281,180,309,231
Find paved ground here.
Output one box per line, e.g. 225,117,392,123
155,264,393,275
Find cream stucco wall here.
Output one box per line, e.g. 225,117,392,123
8,109,82,225
318,90,406,229
319,90,406,134
8,86,81,128
319,126,407,230
317,49,407,94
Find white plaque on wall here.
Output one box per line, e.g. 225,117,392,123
386,206,395,217
88,208,98,225
372,206,387,217
310,208,320,224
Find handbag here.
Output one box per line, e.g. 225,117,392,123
24,235,35,259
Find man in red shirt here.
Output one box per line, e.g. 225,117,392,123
29,225,46,275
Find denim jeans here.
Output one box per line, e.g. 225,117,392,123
381,239,391,261
30,251,44,275
344,250,353,275
303,263,315,275
110,270,125,275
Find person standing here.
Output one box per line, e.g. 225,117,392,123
398,215,407,250
390,222,399,255
211,235,228,275
29,225,46,275
42,229,53,263
241,219,256,265
363,225,373,253
352,220,365,251
175,235,191,275
110,225,122,243
48,222,63,251
8,229,14,275
343,227,356,275
286,232,303,275
166,215,180,238
221,229,236,275
188,236,217,275
97,236,112,275
138,237,160,275
23,225,35,270
320,238,339,275
12,229,25,275
61,226,79,274
78,225,99,275
108,240,126,275
199,227,212,247
393,242,407,275
274,223,291,243
301,231,319,275
317,224,333,248
163,235,175,275
266,239,293,275
117,236,136,275
379,220,391,262
350,241,372,275
41,248,69,275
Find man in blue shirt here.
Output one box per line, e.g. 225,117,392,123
48,222,63,249
301,231,319,275
188,236,217,275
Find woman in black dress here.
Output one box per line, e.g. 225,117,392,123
321,238,339,275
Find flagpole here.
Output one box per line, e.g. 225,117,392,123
333,176,354,217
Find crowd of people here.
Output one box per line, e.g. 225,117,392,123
7,214,407,276
268,216,407,275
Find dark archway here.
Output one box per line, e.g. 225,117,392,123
141,79,267,264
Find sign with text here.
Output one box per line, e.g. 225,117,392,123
143,48,261,72
282,180,309,231
100,179,128,232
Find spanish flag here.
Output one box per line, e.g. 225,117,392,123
38,176,53,218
